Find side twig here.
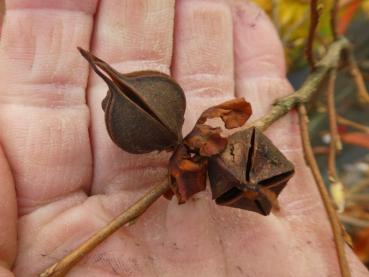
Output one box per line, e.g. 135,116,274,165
326,69,345,213
347,50,369,104
252,37,350,131
298,105,351,277
306,0,320,69
330,0,339,40
39,180,170,277
337,115,369,133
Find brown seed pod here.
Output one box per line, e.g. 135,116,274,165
78,48,186,154
208,127,294,215
168,98,253,203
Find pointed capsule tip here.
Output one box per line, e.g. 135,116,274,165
77,47,93,63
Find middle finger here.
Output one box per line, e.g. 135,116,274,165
88,0,176,195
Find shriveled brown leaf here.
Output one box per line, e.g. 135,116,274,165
168,145,207,203
197,98,252,129
184,125,227,157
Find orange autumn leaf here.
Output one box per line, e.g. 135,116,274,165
197,98,252,129
353,227,369,263
340,132,369,149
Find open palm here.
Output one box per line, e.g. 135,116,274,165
0,0,368,276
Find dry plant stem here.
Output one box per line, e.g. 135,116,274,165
330,0,339,40
326,69,345,212
306,0,319,70
337,115,369,133
39,180,170,277
298,105,351,277
327,69,342,152
252,37,350,131
347,50,369,104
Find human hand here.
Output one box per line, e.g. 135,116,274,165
0,0,368,276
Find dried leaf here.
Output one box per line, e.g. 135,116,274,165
353,227,369,264
168,98,253,204
197,98,252,129
184,125,227,157
168,145,207,203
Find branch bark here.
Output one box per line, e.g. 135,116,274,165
251,37,350,131
326,69,345,213
297,105,351,277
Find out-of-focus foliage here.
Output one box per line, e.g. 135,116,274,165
251,0,369,70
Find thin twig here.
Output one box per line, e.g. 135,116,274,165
347,50,369,104
306,0,319,70
330,0,339,40
297,105,351,277
39,180,170,277
252,37,350,131
327,69,342,151
326,69,345,212
302,2,350,273
337,115,369,133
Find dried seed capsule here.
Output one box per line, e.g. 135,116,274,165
168,98,252,203
78,48,186,154
208,127,294,215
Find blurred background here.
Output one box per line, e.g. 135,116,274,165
251,0,369,269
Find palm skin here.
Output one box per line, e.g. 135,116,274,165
0,0,368,276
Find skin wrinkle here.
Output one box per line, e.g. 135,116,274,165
210,204,230,276
0,84,86,107
176,74,234,97
100,165,168,194
18,189,87,216
18,191,87,239
1,11,92,87
0,2,94,216
6,0,98,15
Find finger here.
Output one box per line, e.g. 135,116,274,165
231,2,367,275
0,144,17,269
88,0,176,194
232,0,321,220
172,0,235,132
158,1,236,275
0,0,97,214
